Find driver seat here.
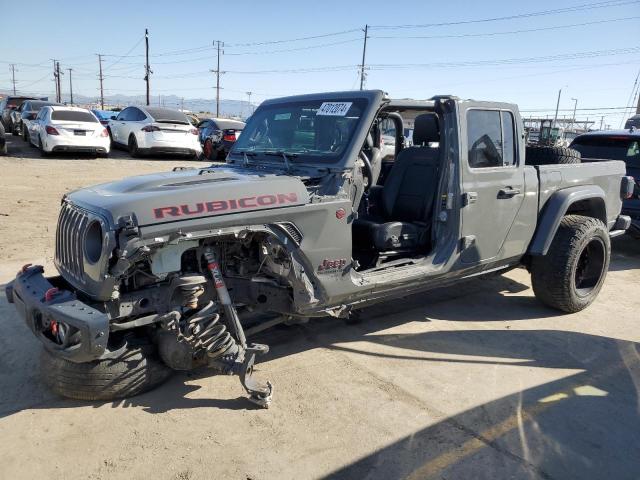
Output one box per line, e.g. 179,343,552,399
353,113,440,252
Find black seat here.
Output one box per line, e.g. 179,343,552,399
353,113,440,252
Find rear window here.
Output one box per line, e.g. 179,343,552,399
216,120,245,130
28,101,55,111
145,108,189,124
51,110,98,123
571,136,640,168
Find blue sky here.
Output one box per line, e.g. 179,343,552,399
1,0,638,126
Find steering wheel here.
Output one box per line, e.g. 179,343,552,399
359,151,374,190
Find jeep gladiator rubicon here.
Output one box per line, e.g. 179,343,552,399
6,90,634,406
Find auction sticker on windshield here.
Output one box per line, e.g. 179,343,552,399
317,102,352,116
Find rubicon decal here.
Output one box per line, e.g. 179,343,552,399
154,192,299,219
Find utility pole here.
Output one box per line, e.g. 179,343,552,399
600,116,604,130
97,54,105,109
52,60,59,102
553,87,563,127
359,24,369,90
9,64,16,95
144,28,151,106
56,62,63,103
181,97,184,111
210,40,224,117
67,68,74,105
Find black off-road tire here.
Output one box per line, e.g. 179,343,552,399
531,215,610,313
526,146,581,166
41,344,173,401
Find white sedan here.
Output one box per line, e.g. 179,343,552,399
108,106,201,158
29,106,110,157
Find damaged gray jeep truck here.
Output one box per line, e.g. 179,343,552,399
6,90,635,407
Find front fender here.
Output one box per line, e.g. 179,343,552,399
528,185,606,256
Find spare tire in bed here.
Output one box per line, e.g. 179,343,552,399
525,146,581,166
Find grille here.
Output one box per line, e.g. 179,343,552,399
55,203,89,283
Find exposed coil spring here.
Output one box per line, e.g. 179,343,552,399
169,301,238,360
179,284,204,309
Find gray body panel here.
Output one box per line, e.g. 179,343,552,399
17,91,629,321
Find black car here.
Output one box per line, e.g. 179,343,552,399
0,120,7,155
625,114,640,130
197,118,245,160
571,129,640,237
0,95,43,132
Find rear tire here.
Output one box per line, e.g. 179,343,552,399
39,135,49,157
526,146,581,166
40,344,173,401
203,139,213,160
128,135,141,158
531,215,610,313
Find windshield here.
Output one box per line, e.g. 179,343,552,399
571,136,640,168
229,98,368,164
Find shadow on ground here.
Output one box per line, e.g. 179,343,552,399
323,329,640,480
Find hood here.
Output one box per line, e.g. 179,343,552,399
67,166,309,228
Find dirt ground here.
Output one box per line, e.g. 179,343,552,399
1,136,640,480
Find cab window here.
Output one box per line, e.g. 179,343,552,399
467,110,516,168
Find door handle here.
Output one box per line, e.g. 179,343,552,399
497,187,521,199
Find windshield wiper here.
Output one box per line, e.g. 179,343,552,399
230,149,257,167
263,150,299,172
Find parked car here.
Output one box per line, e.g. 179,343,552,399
5,90,633,407
0,120,7,155
17,100,62,141
197,118,245,159
570,129,640,238
28,106,110,157
0,95,43,132
108,106,201,158
625,114,640,129
91,109,117,127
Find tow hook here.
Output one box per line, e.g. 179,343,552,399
203,248,273,408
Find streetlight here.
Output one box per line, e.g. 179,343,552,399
553,85,569,127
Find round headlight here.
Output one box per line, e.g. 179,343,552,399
84,220,103,264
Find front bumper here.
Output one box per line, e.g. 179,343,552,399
5,265,109,362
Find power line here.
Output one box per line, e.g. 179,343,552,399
371,15,640,40
370,0,640,29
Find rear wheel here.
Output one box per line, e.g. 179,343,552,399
531,215,610,313
526,146,581,166
128,135,141,158
203,139,213,160
39,135,49,157
40,343,173,401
